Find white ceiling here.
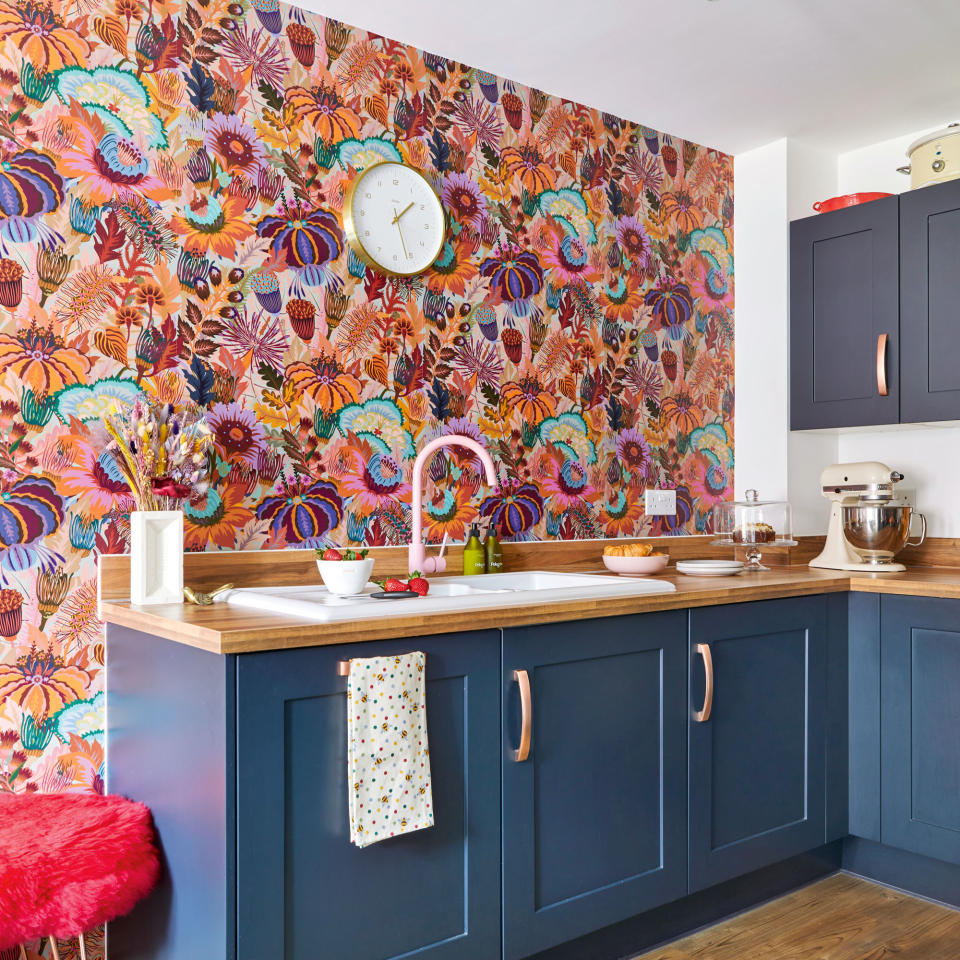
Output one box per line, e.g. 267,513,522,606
297,0,960,155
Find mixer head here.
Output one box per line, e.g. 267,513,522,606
819,461,904,502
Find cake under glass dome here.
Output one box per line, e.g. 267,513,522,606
711,490,796,570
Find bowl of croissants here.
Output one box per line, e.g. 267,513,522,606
601,542,669,575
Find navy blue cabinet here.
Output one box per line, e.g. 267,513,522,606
501,612,688,960
790,197,900,429
900,178,960,422
689,597,828,891
236,632,501,960
881,596,960,865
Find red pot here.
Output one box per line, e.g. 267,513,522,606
812,192,893,213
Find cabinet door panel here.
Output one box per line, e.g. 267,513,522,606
237,633,500,960
882,596,960,863
689,598,827,892
901,179,960,421
790,198,899,429
502,612,687,960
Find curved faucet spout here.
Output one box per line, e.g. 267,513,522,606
409,435,498,576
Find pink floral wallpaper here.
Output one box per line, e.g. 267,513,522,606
0,0,734,868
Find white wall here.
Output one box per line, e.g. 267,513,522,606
836,424,960,537
733,139,843,536
733,140,790,502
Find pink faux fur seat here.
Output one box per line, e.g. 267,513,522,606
0,793,160,953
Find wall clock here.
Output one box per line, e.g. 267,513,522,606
343,161,446,277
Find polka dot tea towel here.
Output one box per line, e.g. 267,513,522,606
347,652,434,848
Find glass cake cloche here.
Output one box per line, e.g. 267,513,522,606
711,490,797,571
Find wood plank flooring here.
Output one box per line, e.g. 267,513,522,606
635,873,960,959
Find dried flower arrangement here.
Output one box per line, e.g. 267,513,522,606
104,399,213,512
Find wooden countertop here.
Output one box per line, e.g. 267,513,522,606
99,565,960,655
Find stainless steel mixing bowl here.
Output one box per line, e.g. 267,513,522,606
841,500,926,563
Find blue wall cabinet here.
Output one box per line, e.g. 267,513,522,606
790,197,900,430
689,598,828,891
501,612,688,960
881,596,960,865
236,632,502,960
900,178,960,422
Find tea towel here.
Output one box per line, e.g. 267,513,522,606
347,652,433,847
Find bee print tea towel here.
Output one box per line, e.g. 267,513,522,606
347,651,434,847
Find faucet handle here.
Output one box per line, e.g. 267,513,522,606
433,532,449,573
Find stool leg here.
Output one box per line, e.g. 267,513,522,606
19,946,27,960
78,934,87,960
47,937,60,960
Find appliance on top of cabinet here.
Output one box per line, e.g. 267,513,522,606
897,122,960,189
809,461,926,572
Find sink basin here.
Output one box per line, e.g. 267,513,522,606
424,581,509,597
222,569,674,623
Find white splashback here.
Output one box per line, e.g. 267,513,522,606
836,424,960,537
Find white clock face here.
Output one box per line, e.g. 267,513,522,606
345,162,446,276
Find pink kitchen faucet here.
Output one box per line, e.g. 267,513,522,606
409,435,499,576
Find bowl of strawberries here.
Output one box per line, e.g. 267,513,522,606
315,547,375,596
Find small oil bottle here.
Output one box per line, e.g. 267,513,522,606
484,522,503,574
463,523,486,575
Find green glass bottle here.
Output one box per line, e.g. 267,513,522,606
463,523,486,575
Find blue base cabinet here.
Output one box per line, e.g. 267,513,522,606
501,612,688,960
236,631,502,960
881,596,960,865
689,597,828,892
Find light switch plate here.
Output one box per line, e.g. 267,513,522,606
644,489,677,516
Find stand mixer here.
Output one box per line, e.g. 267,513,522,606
810,461,926,572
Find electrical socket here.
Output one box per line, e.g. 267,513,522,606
644,489,677,516
897,487,916,508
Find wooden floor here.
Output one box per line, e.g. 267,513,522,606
636,873,960,959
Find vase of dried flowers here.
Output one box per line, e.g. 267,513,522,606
104,399,212,605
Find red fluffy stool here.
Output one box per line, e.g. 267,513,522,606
0,793,160,959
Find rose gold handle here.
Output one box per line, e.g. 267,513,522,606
513,669,532,762
876,334,889,397
694,643,713,723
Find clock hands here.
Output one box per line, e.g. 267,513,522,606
391,202,414,225
393,207,410,261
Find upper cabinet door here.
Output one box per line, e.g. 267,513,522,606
236,632,501,960
900,179,960,422
688,597,828,892
790,197,900,429
501,612,688,960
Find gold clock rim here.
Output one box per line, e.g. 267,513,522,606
342,160,447,279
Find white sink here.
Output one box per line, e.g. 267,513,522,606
222,570,674,623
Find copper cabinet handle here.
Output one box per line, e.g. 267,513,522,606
694,643,714,723
513,669,532,762
876,334,889,397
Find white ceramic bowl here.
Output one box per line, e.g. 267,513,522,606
315,557,375,596
602,554,669,576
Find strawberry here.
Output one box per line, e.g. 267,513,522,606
321,548,343,561
407,574,429,596
384,578,408,593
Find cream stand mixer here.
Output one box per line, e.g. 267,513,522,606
810,461,926,572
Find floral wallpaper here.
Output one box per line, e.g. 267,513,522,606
0,0,733,863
